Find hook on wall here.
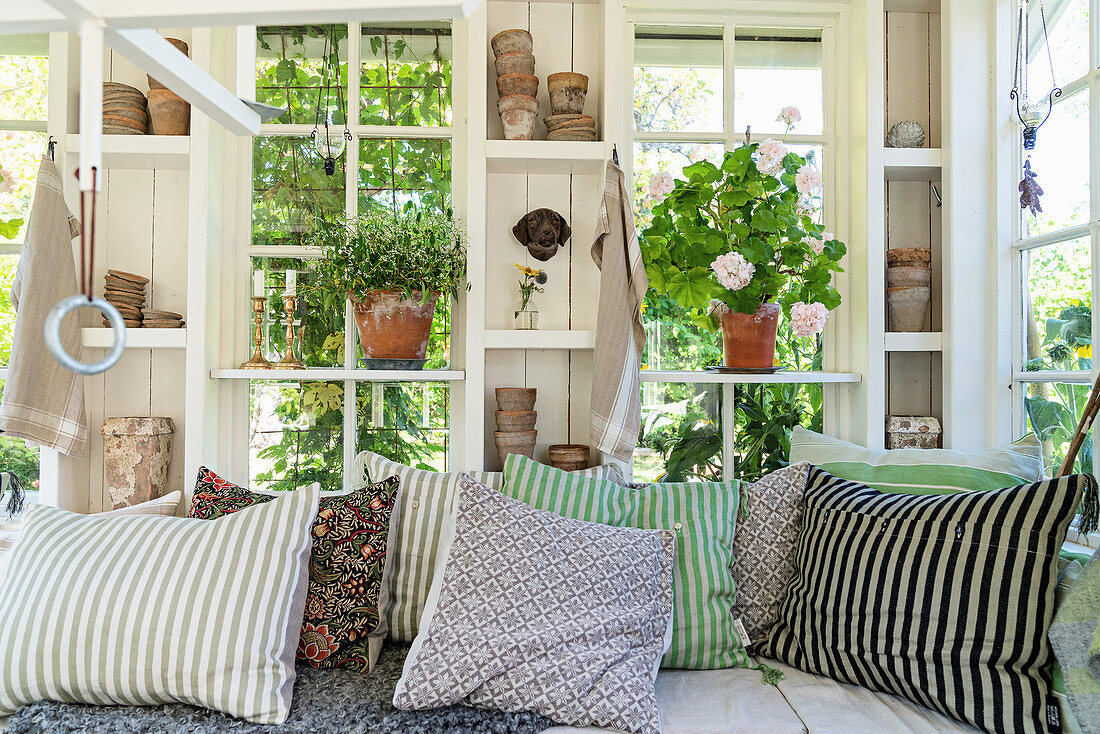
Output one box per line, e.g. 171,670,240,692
611,144,619,166
46,136,56,161
930,183,942,208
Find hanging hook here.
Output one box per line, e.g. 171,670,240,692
930,183,942,208
611,144,619,166
46,136,56,161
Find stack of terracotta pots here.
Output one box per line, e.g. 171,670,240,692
492,29,538,140
146,38,191,135
495,387,537,464
545,73,594,140
886,247,932,331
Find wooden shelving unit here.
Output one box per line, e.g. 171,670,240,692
211,368,465,382
484,329,596,350
885,331,942,352
82,327,187,349
484,140,608,175
65,134,190,170
884,147,942,180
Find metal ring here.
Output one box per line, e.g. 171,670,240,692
44,295,126,375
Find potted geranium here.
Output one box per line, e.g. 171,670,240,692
640,106,846,370
307,207,466,366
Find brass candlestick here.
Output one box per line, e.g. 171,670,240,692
272,293,306,369
238,296,273,369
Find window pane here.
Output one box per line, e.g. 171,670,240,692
250,257,343,368
1023,91,1088,237
734,379,822,481
633,27,723,133
358,137,450,213
734,28,823,136
0,40,48,121
635,382,722,483
252,136,345,247
0,254,16,365
250,380,343,491
1022,237,1091,372
360,25,452,126
1024,381,1092,476
632,141,723,229
357,382,449,471
256,25,348,126
0,381,40,494
1027,0,1088,91
0,131,46,244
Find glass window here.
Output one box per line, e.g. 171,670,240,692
733,29,823,136
256,26,348,126
632,141,723,229
358,137,450,213
1023,90,1088,237
633,27,723,134
360,25,452,126
1026,0,1089,92
252,136,345,248
1024,381,1093,476
1022,238,1091,372
637,382,722,483
357,382,449,470
250,381,344,492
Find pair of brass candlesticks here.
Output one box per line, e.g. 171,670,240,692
239,294,305,370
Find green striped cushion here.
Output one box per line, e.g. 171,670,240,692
788,426,1043,495
501,453,748,670
0,487,318,725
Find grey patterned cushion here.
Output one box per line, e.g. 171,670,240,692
393,475,674,734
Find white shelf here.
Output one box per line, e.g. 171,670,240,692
639,370,862,384
885,332,942,352
66,134,190,170
884,147,941,180
485,140,607,175
484,329,595,350
82,327,186,349
210,368,465,382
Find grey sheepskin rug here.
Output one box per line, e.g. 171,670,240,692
6,644,554,734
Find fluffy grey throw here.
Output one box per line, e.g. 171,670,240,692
6,644,553,733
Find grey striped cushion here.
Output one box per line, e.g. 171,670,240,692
0,486,318,724
352,451,623,643
760,466,1086,734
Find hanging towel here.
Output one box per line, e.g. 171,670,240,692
590,159,648,463
0,157,86,457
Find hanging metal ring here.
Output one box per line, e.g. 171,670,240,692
44,295,126,375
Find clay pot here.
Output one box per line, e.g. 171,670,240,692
491,29,533,58
886,247,931,268
101,417,174,510
547,72,589,115
497,94,539,140
147,88,190,135
496,410,537,432
496,73,539,98
886,266,931,288
495,52,535,77
350,290,439,360
719,302,781,370
148,38,189,90
887,286,931,332
496,387,537,411
495,430,537,463
548,444,589,472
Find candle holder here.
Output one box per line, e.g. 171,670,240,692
272,293,306,369
238,296,273,369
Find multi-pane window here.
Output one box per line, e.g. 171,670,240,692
629,23,829,483
249,24,452,491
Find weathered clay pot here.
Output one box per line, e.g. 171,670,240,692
148,38,189,90
720,303,781,370
549,444,589,472
497,94,539,140
351,290,439,360
887,286,930,332
147,88,190,135
490,29,533,58
495,52,535,77
547,72,589,115
495,430,537,463
496,387,537,411
496,73,539,98
101,417,174,510
886,247,931,268
496,410,537,432
886,265,931,288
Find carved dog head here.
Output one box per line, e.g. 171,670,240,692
512,208,571,262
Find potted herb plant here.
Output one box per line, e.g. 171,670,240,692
308,207,467,366
640,107,846,370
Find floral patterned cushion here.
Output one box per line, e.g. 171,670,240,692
188,467,400,673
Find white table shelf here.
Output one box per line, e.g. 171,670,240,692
83,327,186,349
884,147,941,180
66,134,190,170
211,368,465,382
639,370,862,384
485,140,607,175
484,329,595,350
885,332,942,352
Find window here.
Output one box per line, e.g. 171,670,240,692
249,24,453,491
629,23,830,482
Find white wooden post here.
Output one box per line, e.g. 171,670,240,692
77,19,103,190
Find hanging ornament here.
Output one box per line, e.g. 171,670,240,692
311,26,352,176
1011,0,1060,211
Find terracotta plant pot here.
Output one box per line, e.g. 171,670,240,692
547,72,589,115
496,387,537,411
496,410,537,432
886,266,932,288
147,88,190,135
148,38,189,90
497,94,539,140
350,289,439,360
719,302,781,370
495,430,537,463
495,52,535,77
548,444,589,472
496,73,539,99
887,286,931,332
490,29,533,58
886,247,931,268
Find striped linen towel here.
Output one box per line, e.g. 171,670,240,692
590,159,647,462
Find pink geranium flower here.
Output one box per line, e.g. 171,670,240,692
711,252,755,292
795,165,823,194
790,301,829,337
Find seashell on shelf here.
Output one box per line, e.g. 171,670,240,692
885,120,926,148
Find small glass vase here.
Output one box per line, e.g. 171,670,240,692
514,309,539,330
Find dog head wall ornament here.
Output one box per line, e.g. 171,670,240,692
512,208,571,262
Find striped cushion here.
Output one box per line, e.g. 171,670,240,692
0,486,318,724
788,426,1043,495
351,451,623,643
760,466,1086,734
501,453,747,670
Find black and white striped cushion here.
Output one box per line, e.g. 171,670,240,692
760,466,1088,734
